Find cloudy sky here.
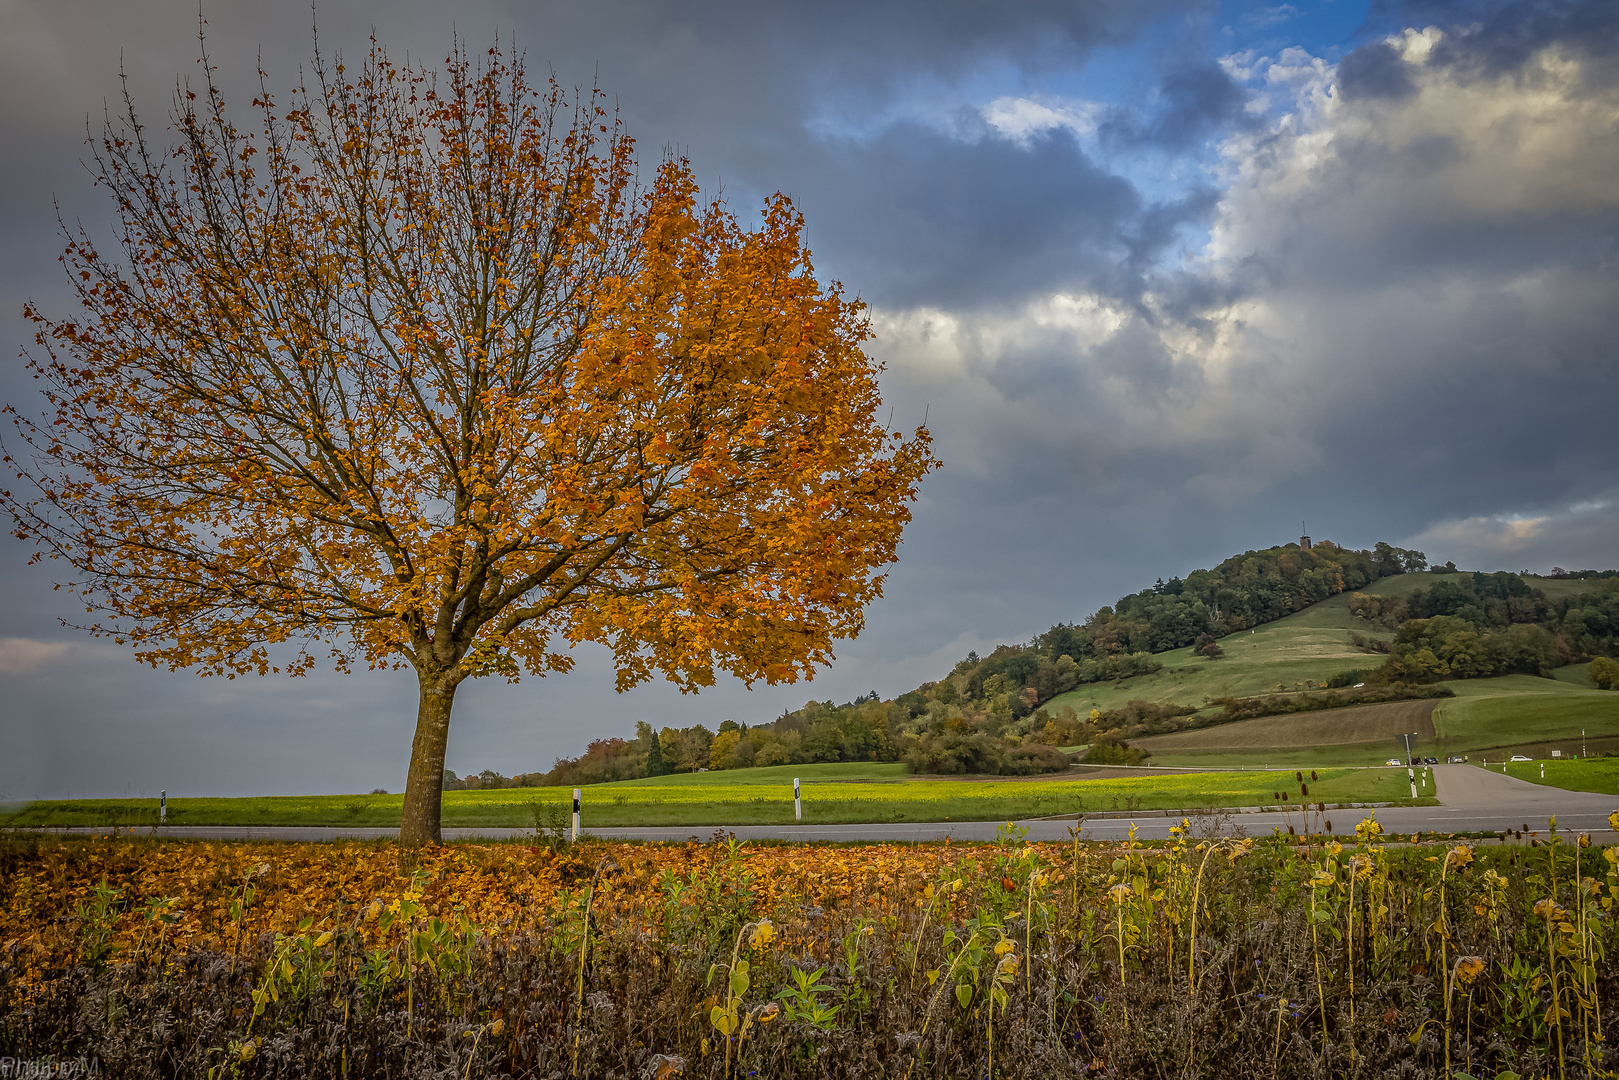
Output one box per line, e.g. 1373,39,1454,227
3,0,1617,800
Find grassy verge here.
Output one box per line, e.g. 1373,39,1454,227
0,767,1426,829
1501,757,1619,797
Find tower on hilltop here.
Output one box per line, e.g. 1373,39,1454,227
1300,521,1312,550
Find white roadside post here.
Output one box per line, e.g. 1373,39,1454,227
160,790,166,826
1540,763,1545,780
1400,733,1419,799
794,777,802,822
572,788,581,841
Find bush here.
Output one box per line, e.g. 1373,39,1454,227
1001,743,1072,775
1082,733,1146,765
1592,655,1619,690
905,731,1006,775
1092,699,1199,737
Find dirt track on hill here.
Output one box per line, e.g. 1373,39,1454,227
1133,699,1438,752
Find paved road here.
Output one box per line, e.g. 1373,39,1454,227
31,766,1617,844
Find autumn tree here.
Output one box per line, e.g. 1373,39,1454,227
2,40,935,844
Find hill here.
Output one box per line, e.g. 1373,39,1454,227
1073,574,1619,766
1040,584,1421,716
524,547,1619,785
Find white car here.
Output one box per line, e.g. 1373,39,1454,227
1509,754,1532,762
1385,758,1404,766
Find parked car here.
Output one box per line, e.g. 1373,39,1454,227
1509,754,1532,762
1445,755,1468,763
1385,758,1404,766
1419,756,1437,765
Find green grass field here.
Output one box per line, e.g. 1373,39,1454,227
1135,699,1439,768
1500,757,1619,797
0,764,1424,829
1136,678,1619,768
1434,685,1619,760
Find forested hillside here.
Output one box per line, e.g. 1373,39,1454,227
532,539,1438,783
1350,571,1619,683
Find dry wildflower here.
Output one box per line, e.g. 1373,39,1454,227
1534,898,1571,924
1452,956,1486,987
646,1052,685,1078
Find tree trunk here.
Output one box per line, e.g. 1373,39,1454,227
400,673,458,846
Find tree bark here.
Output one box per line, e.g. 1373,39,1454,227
400,673,458,846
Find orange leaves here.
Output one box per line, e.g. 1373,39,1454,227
0,840,983,961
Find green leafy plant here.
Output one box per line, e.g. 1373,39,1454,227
775,966,840,1029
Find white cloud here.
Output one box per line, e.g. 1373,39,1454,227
0,638,73,675
1405,495,1619,573
980,95,1103,142
1413,515,1547,556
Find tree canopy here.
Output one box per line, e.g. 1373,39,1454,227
3,39,934,843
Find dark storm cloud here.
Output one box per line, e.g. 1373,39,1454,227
1347,0,1619,101
1098,61,1256,147
1336,41,1417,99
793,122,1139,310
1372,0,1619,71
